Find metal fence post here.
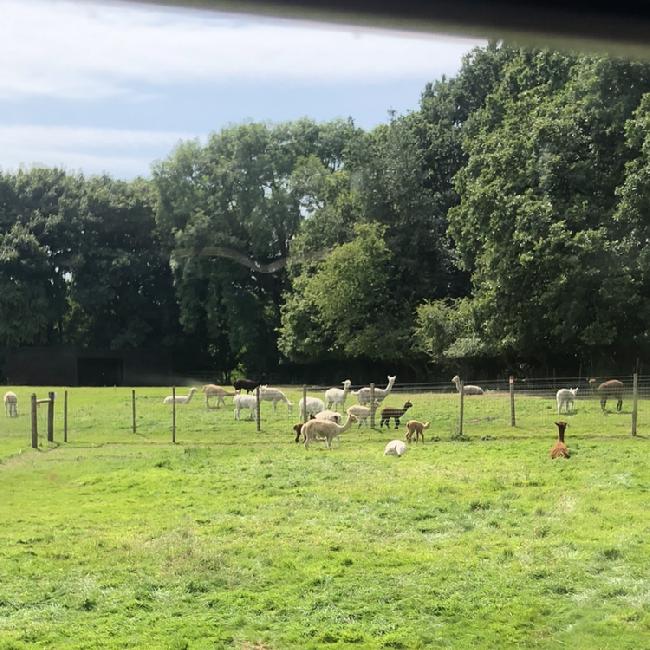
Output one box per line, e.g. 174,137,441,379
31,393,38,449
256,385,261,432
631,372,638,436
132,389,137,434
172,387,176,443
459,380,464,436
370,383,376,428
509,376,516,427
64,390,68,443
47,391,55,442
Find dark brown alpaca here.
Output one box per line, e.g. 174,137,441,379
551,421,570,459
293,415,315,442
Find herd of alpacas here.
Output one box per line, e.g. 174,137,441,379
3,375,625,458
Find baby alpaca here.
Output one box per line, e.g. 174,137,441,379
556,387,578,415
384,440,407,456
551,421,570,459
405,420,429,443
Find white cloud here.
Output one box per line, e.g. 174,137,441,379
0,124,196,176
0,0,482,100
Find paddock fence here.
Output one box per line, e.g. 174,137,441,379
1,375,648,453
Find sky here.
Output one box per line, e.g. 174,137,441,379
0,0,483,179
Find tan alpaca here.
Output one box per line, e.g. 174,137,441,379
405,420,430,443
302,414,357,449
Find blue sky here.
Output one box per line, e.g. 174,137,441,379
0,0,483,178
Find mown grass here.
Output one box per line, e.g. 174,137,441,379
0,386,648,649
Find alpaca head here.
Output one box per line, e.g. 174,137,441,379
451,375,460,384
423,422,430,429
342,379,352,389
387,375,396,384
570,387,579,397
403,401,413,410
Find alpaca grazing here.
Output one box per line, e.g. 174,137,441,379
163,388,197,404
405,420,429,443
353,375,396,405
380,401,413,429
451,375,484,395
233,378,262,394
551,421,570,459
556,388,578,415
4,391,18,417
384,440,408,456
299,396,325,420
589,379,624,412
202,384,235,408
345,402,378,428
325,379,352,410
302,413,357,449
259,386,293,413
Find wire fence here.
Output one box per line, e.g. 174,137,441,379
1,375,648,455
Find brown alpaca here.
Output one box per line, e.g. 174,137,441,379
551,421,570,459
588,378,624,412
293,415,315,442
405,420,430,443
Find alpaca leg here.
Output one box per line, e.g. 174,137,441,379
617,398,623,412
394,418,400,430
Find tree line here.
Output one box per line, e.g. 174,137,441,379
2,43,649,380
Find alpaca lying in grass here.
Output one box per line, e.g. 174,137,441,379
384,440,407,456
405,420,429,443
551,421,570,459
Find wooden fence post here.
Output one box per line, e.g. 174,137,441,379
47,391,55,443
509,376,516,427
64,390,68,443
370,383,376,428
132,389,136,434
256,385,261,432
459,380,464,436
31,393,38,449
302,385,307,421
172,387,176,443
631,372,638,437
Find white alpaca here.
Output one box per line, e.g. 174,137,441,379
346,402,379,428
353,375,396,405
302,413,357,449
4,391,18,417
325,379,352,411
201,384,235,408
315,409,342,423
259,386,293,413
384,440,408,457
234,394,258,420
556,388,578,414
299,396,325,420
451,375,484,396
163,388,197,404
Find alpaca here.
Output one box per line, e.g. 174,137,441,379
292,415,315,442
353,375,396,405
233,378,261,394
315,409,342,423
345,402,378,428
234,394,258,420
325,379,352,411
380,401,413,429
259,386,293,413
405,420,429,443
590,379,624,412
551,421,570,459
556,388,578,415
4,391,18,417
384,440,408,456
299,396,325,420
302,413,357,449
202,384,235,408
163,388,197,404
451,375,484,395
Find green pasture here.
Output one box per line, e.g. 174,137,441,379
0,387,648,649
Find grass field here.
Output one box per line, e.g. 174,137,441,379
0,386,648,649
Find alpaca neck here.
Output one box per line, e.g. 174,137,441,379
340,415,354,432
186,391,194,403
